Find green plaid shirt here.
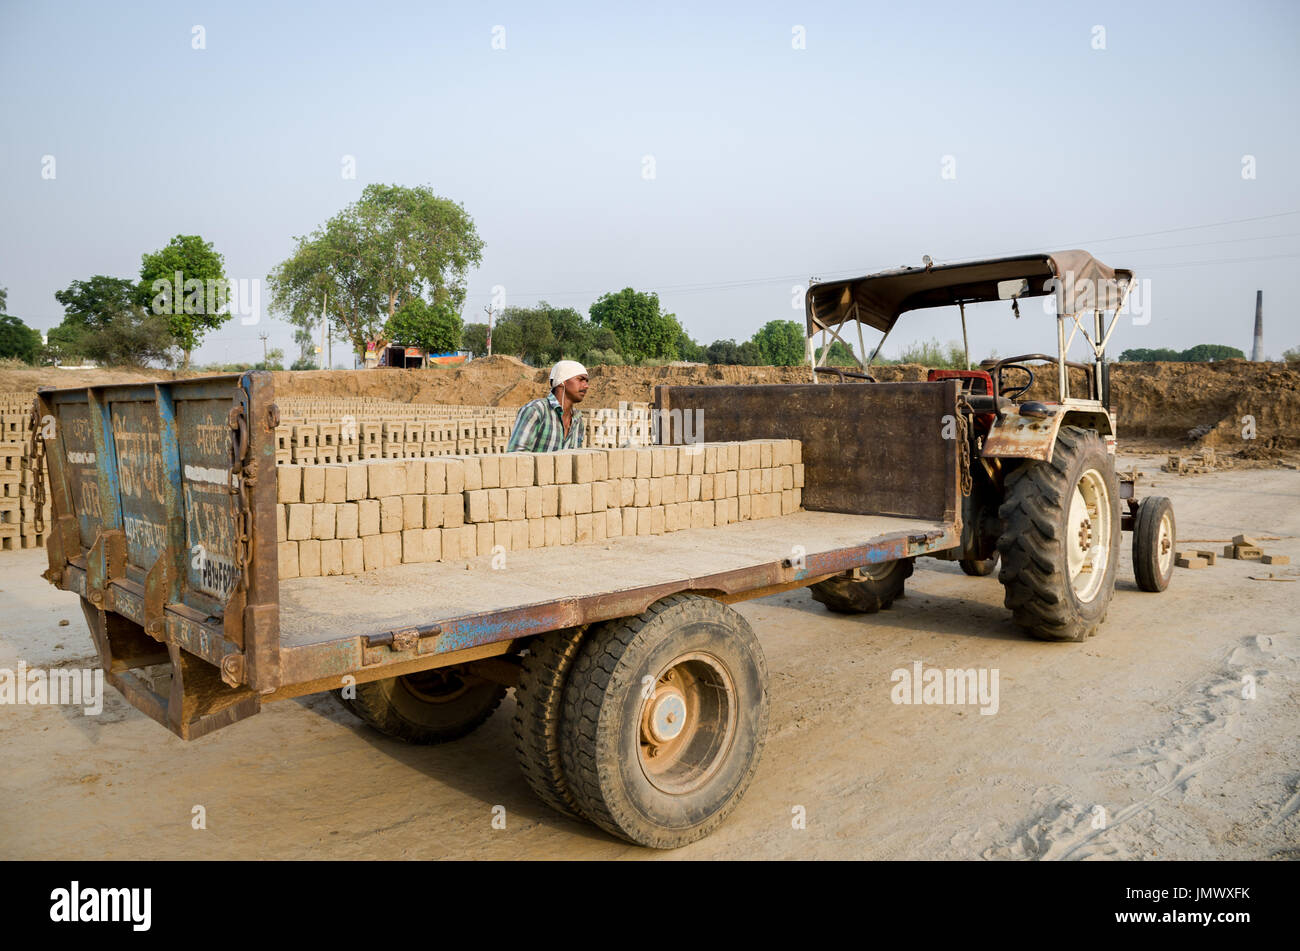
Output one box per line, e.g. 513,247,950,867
507,393,584,452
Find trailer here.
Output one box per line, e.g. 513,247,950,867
32,250,1172,848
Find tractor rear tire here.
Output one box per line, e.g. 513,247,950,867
996,426,1121,642
512,626,588,818
810,558,914,613
335,669,505,744
1133,496,1176,593
559,594,769,849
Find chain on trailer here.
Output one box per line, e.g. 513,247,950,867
956,398,972,498
226,403,255,579
27,402,48,534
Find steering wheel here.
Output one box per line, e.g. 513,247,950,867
998,363,1035,400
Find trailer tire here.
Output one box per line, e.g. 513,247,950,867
960,553,999,576
559,594,769,849
336,669,505,744
512,626,588,818
996,426,1121,642
1133,496,1176,593
809,558,914,613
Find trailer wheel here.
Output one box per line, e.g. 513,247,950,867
1133,496,1176,593
960,553,999,576
336,668,505,744
809,557,914,613
559,594,769,849
512,626,588,817
996,426,1121,642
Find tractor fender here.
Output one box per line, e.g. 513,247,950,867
982,408,1114,463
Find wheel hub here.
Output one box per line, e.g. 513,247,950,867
637,653,737,793
647,688,687,743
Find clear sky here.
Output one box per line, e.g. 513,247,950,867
2,0,1297,367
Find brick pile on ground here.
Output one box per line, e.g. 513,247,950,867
275,440,804,578
0,390,49,551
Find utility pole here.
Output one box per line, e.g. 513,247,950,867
1251,290,1263,362
484,304,495,356
320,289,328,370
259,331,269,366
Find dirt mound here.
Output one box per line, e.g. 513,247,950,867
3,357,1297,448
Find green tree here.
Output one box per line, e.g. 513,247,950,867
751,319,805,366
0,285,8,311
384,297,463,353
1180,344,1246,362
1118,347,1182,362
267,184,484,362
138,234,231,368
1283,345,1300,364
589,288,681,363
706,339,741,364
736,340,763,365
490,314,523,357
815,340,857,366
0,314,41,363
462,322,489,356
255,347,285,371
675,330,706,363
541,302,592,361
52,275,178,366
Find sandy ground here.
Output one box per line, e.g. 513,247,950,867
1,453,1297,860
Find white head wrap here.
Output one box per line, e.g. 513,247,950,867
549,360,588,389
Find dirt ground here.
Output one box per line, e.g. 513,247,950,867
1,452,1296,860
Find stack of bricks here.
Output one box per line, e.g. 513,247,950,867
275,439,804,578
273,397,654,465
0,390,49,551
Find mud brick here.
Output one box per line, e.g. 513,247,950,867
575,513,594,544
301,466,325,503
618,478,634,507
572,451,594,484
606,449,624,479
699,445,717,474
793,464,805,488
341,538,364,574
278,541,299,579
720,497,739,525
464,489,489,523
664,502,685,532
456,524,477,559
644,505,661,535
699,473,714,501
491,520,511,552
631,448,650,479
648,448,665,478
496,456,517,488
527,517,545,549
423,528,442,562
559,514,577,545
636,508,652,536
606,508,623,538
318,539,343,576
277,464,302,503
631,478,648,507
1262,554,1291,565
420,495,442,528
738,442,759,470
686,474,700,501
541,484,559,517
479,454,500,489
476,522,495,555
397,459,422,495
276,504,287,542
523,486,542,519
1232,533,1259,547
514,454,535,487
486,488,507,521
782,488,796,515
534,453,555,486
367,461,405,498
430,494,457,530
362,534,384,571
657,477,674,506
1233,545,1263,561
344,462,368,501
357,499,380,536
298,539,321,577
559,483,579,517
444,458,466,495
1175,554,1207,569
544,516,561,547
311,502,336,539
762,469,776,493
759,442,774,469
551,452,572,485
509,520,528,551
330,502,357,540
287,503,312,541
722,471,737,497
737,495,752,521
793,488,802,509
424,459,446,495
401,494,423,530
504,487,525,520
1192,549,1217,565
569,482,591,514
1222,545,1236,558
441,526,461,561
723,443,740,471
322,466,346,503
376,532,399,566
380,496,403,533
623,508,639,537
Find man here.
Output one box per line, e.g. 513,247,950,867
506,360,589,452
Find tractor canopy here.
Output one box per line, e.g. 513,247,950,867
805,251,1134,337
